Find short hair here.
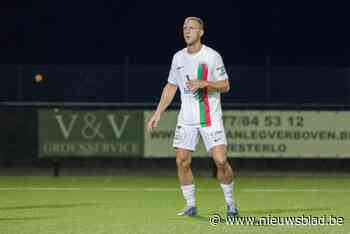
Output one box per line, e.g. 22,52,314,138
184,17,204,30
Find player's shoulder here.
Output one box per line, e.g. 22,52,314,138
173,48,187,59
203,45,222,59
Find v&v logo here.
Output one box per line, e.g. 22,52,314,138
107,114,130,139
54,112,130,140
55,114,78,139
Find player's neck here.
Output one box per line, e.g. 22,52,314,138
186,42,203,54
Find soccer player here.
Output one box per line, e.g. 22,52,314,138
147,17,238,217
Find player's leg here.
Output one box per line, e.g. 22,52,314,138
212,145,238,217
200,121,238,217
175,148,197,216
212,144,233,184
176,148,194,186
173,125,199,216
211,144,237,213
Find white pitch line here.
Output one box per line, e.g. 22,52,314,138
0,187,349,193
0,187,220,192
241,188,350,193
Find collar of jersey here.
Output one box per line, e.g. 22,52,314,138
185,44,206,59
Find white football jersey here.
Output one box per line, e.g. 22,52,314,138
168,45,228,127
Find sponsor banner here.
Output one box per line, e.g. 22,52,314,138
39,109,143,157
144,110,350,158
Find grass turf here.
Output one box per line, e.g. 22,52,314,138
0,176,349,234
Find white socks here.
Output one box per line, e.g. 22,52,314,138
220,182,235,208
180,184,196,207
180,183,234,209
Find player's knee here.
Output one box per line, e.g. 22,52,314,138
214,157,227,169
176,157,191,170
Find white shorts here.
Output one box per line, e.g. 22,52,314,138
173,121,227,152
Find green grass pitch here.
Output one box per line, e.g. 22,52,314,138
0,176,349,234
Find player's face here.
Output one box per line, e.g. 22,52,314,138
183,20,203,46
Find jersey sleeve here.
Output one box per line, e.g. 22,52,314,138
213,53,228,81
167,55,178,86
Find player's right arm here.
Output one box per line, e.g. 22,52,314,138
147,83,177,133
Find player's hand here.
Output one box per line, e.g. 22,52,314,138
147,112,161,133
186,80,208,90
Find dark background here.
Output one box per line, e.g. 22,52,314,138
1,1,350,171
1,1,350,103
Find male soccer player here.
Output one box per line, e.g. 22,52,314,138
147,17,238,217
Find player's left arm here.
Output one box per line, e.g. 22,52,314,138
206,79,230,93
186,53,230,93
186,79,229,93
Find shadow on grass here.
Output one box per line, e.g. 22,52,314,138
169,214,212,223
191,215,211,223
0,203,104,210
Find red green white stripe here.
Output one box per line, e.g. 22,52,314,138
197,63,211,127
